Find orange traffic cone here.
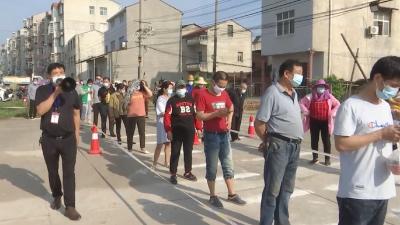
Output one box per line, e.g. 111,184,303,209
89,125,102,155
248,115,255,137
194,131,201,145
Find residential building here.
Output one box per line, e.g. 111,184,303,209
15,28,28,76
5,34,17,75
262,0,400,83
104,0,182,84
50,0,121,73
182,20,252,84
65,30,106,79
252,36,270,96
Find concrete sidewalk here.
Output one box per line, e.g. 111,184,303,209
0,118,232,225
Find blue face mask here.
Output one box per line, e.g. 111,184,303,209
376,84,399,100
291,74,303,88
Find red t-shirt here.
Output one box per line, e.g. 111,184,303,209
310,100,329,121
196,89,233,132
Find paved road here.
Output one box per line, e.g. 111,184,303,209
0,111,399,225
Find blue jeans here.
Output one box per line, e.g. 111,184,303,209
337,198,388,225
260,137,300,225
203,132,234,181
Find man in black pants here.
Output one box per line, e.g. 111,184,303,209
97,77,111,137
164,80,200,184
27,78,39,119
36,63,81,220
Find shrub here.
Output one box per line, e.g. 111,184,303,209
326,75,347,102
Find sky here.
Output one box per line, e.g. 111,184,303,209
0,0,261,44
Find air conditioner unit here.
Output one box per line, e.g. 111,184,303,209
369,26,379,35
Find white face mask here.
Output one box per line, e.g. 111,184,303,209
176,88,187,98
104,83,110,88
167,89,173,96
213,85,225,95
188,81,194,86
241,89,247,94
51,74,66,84
33,81,38,85
316,87,325,94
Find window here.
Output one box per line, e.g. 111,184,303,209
60,20,64,30
237,52,243,62
198,51,202,63
119,36,125,48
100,7,108,16
90,23,95,31
89,6,95,15
374,11,391,36
276,10,295,36
120,13,124,23
59,36,64,47
111,41,115,51
227,25,234,37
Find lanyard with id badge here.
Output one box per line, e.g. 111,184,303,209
50,85,62,125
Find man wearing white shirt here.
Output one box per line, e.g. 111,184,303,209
334,56,400,225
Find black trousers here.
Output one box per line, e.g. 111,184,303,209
93,103,108,134
29,99,36,118
41,134,77,207
116,115,128,142
126,116,146,149
338,198,388,225
310,118,331,161
230,114,243,141
170,126,195,175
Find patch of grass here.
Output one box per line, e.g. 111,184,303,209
0,100,27,119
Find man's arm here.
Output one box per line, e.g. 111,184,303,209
73,109,80,145
36,87,61,116
255,119,267,141
226,105,234,130
335,126,400,152
197,108,229,121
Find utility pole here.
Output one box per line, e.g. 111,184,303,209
212,0,218,74
138,0,143,80
327,0,332,76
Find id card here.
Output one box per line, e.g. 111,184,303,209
51,112,60,124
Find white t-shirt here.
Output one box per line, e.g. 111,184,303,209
156,95,169,123
334,96,396,200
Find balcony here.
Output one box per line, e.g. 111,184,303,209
186,35,208,46
186,62,208,72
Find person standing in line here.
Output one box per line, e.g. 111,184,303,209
228,81,248,142
80,79,93,123
126,80,153,153
92,75,103,126
109,83,126,143
153,81,173,169
97,77,112,138
28,77,40,119
186,74,195,95
300,79,340,166
334,56,400,225
192,76,208,101
254,59,304,225
165,80,200,184
196,71,247,209
35,63,81,220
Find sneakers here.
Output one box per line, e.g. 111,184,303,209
117,140,122,145
170,175,178,185
101,134,106,138
183,172,197,181
227,194,247,205
50,196,62,210
140,149,150,154
64,206,81,221
110,134,116,138
310,159,319,164
209,196,224,209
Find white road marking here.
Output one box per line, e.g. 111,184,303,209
239,158,264,162
4,150,42,157
324,184,338,192
197,172,260,183
244,189,313,204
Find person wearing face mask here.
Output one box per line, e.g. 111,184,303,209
92,75,103,127
109,83,128,144
186,74,195,95
196,71,247,209
152,80,173,169
80,79,93,123
254,59,304,225
164,80,201,184
96,77,112,138
35,63,82,220
28,78,40,119
227,81,248,142
334,56,400,225
300,79,340,166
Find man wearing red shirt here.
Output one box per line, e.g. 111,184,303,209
196,71,247,209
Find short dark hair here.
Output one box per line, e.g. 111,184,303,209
116,83,125,90
87,79,93,84
213,71,229,82
103,77,110,82
279,59,302,78
370,56,400,80
47,63,65,75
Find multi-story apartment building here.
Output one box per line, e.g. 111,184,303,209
182,20,252,80
262,0,400,83
5,34,17,75
50,0,121,72
65,30,106,79
104,0,182,83
15,28,28,76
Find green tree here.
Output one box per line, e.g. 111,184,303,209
326,75,346,102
